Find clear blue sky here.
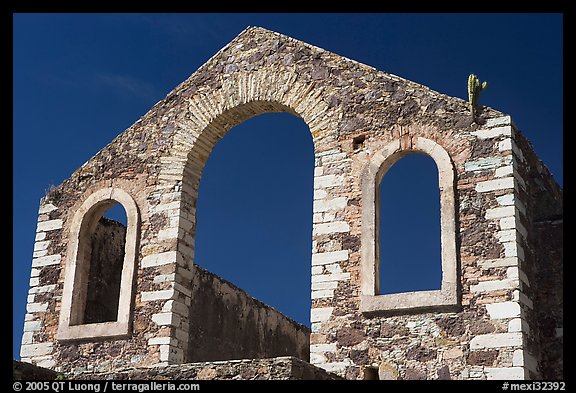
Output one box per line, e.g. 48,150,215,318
13,14,563,360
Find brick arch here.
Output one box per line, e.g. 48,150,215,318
146,68,345,364
160,67,345,267
161,68,341,188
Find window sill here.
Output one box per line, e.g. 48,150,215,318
57,321,131,342
360,287,459,317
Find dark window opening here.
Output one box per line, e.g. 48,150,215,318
83,203,127,324
363,366,380,380
379,153,441,295
353,134,366,150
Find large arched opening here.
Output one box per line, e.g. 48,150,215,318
195,112,314,326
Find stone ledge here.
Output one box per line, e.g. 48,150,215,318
13,360,59,380
67,356,343,380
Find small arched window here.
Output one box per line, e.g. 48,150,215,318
379,153,442,295
360,137,458,315
58,187,140,341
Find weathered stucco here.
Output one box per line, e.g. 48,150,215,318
20,26,562,380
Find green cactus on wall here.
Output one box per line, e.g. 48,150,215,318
468,73,488,121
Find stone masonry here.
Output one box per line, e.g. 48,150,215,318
19,27,562,380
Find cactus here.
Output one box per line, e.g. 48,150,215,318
468,73,488,121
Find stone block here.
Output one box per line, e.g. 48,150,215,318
148,337,177,346
311,266,323,275
485,206,515,220
314,189,327,200
476,177,515,193
508,318,530,333
310,307,333,323
20,343,53,358
503,242,519,258
141,251,178,268
36,219,63,232
496,194,515,206
311,289,334,299
485,116,512,128
158,227,179,240
312,272,351,283
498,139,512,152
477,258,518,268
313,197,348,213
486,302,521,319
322,152,348,163
153,273,176,284
313,221,350,235
442,347,463,360
378,361,400,380
31,254,61,268
464,157,503,172
38,203,58,214
499,217,516,230
161,299,189,316
313,174,344,189
21,331,34,345
33,250,48,258
495,165,513,178
496,230,516,243
312,281,338,291
141,290,176,302
33,241,50,251
471,126,512,139
470,332,522,349
324,263,342,273
150,201,181,213
173,281,192,297
311,250,349,266
470,279,517,293
26,302,48,313
484,367,525,380
29,284,57,294
152,312,181,327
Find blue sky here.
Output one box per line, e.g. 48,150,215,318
13,14,563,359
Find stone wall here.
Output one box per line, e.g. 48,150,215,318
70,356,341,380
85,218,126,324
512,132,563,379
13,360,59,380
187,265,309,362
19,26,562,380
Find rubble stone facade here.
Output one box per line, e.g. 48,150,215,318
19,27,562,380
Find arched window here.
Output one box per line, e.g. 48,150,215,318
360,137,458,315
195,112,314,327
58,187,140,341
379,153,442,295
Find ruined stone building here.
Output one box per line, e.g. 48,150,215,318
19,27,562,380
